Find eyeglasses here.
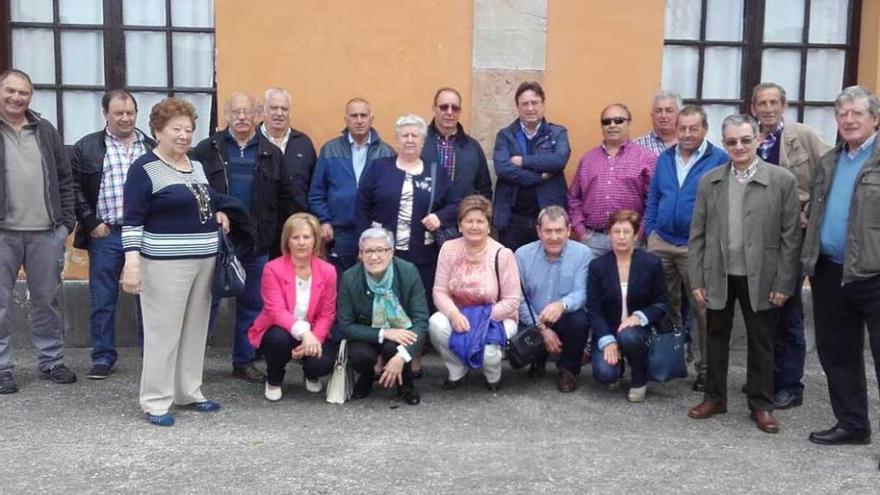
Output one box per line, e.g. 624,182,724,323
361,247,392,257
437,103,461,113
723,136,756,147
601,117,630,126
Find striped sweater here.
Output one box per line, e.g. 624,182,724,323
122,151,219,259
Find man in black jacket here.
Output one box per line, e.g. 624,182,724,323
71,89,155,380
191,92,299,383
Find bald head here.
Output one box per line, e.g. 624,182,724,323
225,93,259,141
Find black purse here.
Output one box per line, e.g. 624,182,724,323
213,225,247,297
428,161,462,247
504,251,545,369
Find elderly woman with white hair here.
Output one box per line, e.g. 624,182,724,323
356,114,460,309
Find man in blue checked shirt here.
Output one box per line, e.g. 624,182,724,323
515,205,593,393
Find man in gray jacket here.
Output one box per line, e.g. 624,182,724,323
686,114,800,434
0,69,77,393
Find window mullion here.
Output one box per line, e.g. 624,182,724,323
742,0,765,114
52,0,64,140
696,0,708,100
104,0,125,88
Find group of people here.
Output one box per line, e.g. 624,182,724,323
1,67,879,461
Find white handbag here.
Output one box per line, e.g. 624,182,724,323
326,339,353,404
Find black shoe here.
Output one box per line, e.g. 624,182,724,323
232,364,265,383
527,360,546,379
774,389,804,409
0,371,17,394
486,379,502,392
691,373,707,392
87,363,112,380
808,425,871,446
741,384,748,394
398,384,421,405
441,375,466,390
352,372,374,399
39,364,77,384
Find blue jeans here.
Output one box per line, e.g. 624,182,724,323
774,277,806,394
209,251,267,367
88,228,144,367
592,325,649,387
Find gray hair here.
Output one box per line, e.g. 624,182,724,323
835,85,880,119
223,92,259,115
394,114,428,139
651,90,682,111
751,82,787,104
537,205,570,228
721,114,759,137
359,227,395,250
263,87,291,111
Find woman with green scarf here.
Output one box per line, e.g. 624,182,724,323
337,227,429,405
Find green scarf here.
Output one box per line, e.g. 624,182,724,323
366,263,412,329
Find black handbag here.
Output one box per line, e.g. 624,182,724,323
505,251,545,369
647,304,688,382
428,161,462,247
213,225,247,297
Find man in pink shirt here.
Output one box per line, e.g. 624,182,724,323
568,104,657,257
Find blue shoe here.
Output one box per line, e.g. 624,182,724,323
145,412,175,427
187,400,221,412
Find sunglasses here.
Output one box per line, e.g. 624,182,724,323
723,136,756,147
437,103,461,113
601,117,630,126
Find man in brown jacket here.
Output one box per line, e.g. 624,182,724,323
686,114,801,434
751,82,832,410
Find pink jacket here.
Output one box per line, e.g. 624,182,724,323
247,255,337,348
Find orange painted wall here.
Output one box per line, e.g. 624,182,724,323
214,0,473,148
545,1,666,181
858,0,880,92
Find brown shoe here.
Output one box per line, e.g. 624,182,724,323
688,400,727,419
751,410,780,434
232,364,265,383
556,369,577,393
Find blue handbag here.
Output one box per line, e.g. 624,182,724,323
647,305,688,383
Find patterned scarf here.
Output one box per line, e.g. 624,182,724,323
366,263,412,329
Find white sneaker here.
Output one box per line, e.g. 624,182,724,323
627,385,647,403
264,382,282,401
305,378,323,393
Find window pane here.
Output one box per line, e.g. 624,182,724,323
188,93,214,142
125,31,168,87
702,47,742,99
172,33,214,88
664,0,701,40
705,105,739,147
61,31,104,85
59,0,103,24
784,106,799,124
804,106,838,144
662,45,699,99
31,90,57,129
171,0,215,28
131,92,169,135
12,29,55,84
706,0,743,41
809,0,848,43
123,0,167,26
63,91,104,145
763,0,804,42
805,49,845,101
761,49,802,99
10,0,53,22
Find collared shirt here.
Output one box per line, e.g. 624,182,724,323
758,120,784,163
437,132,456,179
674,139,708,186
520,120,542,140
633,130,672,156
261,123,290,153
515,239,594,326
568,141,656,238
97,129,148,225
349,132,371,184
846,131,878,159
731,158,760,184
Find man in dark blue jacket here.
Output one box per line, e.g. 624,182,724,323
309,98,395,273
644,105,728,393
493,82,570,251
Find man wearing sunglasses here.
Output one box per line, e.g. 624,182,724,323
568,103,657,258
421,87,492,202
687,114,800,434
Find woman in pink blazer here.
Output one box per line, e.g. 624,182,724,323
247,213,337,401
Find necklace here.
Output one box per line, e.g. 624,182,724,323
154,149,193,173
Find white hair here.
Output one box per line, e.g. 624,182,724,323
394,114,428,139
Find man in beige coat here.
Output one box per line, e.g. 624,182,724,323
686,114,801,434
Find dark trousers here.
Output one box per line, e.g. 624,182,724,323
811,256,880,432
531,310,589,374
498,213,539,252
348,340,414,384
208,250,267,367
592,325,649,387
705,275,776,411
774,275,806,394
259,326,337,386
